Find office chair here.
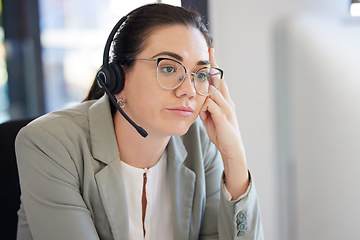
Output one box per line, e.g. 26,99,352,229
0,117,35,240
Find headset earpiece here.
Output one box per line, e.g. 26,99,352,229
96,67,108,90
96,63,124,94
109,62,125,94
96,66,113,92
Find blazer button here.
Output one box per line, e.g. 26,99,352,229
236,210,248,237
237,210,247,220
237,230,245,237
237,218,247,225
237,223,248,231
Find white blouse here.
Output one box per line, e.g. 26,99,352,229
120,151,173,240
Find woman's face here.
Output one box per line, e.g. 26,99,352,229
118,25,209,137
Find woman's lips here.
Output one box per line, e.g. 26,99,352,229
166,106,194,117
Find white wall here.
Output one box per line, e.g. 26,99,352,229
282,16,360,240
208,1,355,240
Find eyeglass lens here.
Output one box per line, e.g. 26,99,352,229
156,59,222,96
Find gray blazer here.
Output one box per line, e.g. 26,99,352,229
15,95,263,240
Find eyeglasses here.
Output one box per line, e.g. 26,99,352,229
132,57,223,96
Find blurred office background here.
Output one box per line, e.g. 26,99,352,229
1,0,360,239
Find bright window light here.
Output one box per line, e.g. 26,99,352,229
109,0,181,16
161,0,181,6
350,3,360,16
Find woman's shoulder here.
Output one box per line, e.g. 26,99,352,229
18,100,97,143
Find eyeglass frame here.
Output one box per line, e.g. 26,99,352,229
129,57,224,96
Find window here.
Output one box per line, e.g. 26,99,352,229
0,1,10,122
39,0,181,112
350,0,360,16
0,25,9,122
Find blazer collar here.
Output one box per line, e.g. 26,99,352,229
88,95,128,239
167,134,188,164
88,95,119,165
95,159,129,240
167,136,196,239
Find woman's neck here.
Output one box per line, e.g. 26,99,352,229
113,112,170,169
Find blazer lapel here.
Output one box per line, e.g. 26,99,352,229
89,95,129,240
95,160,128,240
167,136,196,240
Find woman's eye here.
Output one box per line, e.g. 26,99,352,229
160,66,175,74
196,72,207,80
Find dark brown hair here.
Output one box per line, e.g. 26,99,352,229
84,3,212,101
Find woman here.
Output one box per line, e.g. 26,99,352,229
15,3,263,240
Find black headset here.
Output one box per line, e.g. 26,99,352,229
96,11,148,138
96,15,127,94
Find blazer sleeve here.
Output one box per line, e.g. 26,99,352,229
218,172,264,240
15,124,100,240
195,123,264,240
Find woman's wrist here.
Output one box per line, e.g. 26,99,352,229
222,152,249,199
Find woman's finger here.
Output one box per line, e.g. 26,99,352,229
208,48,230,100
209,48,218,67
208,87,234,115
199,98,225,136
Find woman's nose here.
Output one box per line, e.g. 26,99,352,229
174,73,196,98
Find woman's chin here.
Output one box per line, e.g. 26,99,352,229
164,124,191,137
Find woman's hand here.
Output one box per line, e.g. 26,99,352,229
199,48,249,199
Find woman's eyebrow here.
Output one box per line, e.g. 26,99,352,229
152,51,211,66
152,51,183,61
197,60,211,66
